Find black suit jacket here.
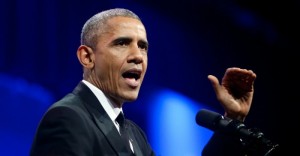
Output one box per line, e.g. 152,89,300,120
30,82,155,156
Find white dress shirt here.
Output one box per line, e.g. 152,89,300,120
82,80,134,152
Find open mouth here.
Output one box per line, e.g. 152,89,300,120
122,70,141,80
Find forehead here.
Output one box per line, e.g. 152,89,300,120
104,16,146,34
96,16,148,45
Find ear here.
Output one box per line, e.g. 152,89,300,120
77,45,95,68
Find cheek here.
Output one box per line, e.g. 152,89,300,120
95,61,119,91
143,56,148,69
101,59,122,82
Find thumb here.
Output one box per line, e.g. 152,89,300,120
207,75,221,96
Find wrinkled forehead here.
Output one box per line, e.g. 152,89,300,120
103,16,145,30
104,17,147,38
98,16,145,31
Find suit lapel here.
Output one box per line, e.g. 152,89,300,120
72,82,133,155
127,124,143,156
92,113,130,154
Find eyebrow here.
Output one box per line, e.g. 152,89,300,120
139,39,149,48
112,37,149,47
112,37,131,44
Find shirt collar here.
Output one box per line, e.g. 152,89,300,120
81,80,122,122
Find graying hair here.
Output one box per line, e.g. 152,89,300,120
80,8,141,49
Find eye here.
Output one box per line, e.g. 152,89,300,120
114,38,131,46
138,41,148,51
116,40,127,46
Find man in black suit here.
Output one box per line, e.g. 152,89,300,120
30,8,257,156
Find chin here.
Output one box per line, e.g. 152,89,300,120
126,96,138,102
123,94,139,102
119,89,140,102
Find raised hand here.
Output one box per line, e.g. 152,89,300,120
208,67,257,121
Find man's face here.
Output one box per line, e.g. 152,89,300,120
92,16,148,106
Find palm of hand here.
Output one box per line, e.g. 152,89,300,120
219,68,256,120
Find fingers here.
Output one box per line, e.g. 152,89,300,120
222,68,256,98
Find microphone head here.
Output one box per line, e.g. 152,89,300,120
195,109,223,131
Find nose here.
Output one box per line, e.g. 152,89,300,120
128,45,144,64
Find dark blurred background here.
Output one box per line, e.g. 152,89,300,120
1,0,298,155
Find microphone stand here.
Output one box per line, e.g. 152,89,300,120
227,120,280,156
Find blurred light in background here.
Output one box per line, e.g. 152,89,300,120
147,89,214,156
0,74,54,156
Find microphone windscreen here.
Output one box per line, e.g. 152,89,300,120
195,109,222,131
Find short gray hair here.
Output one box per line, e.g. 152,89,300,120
80,8,141,49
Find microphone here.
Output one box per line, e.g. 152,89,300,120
195,109,280,156
195,109,251,137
